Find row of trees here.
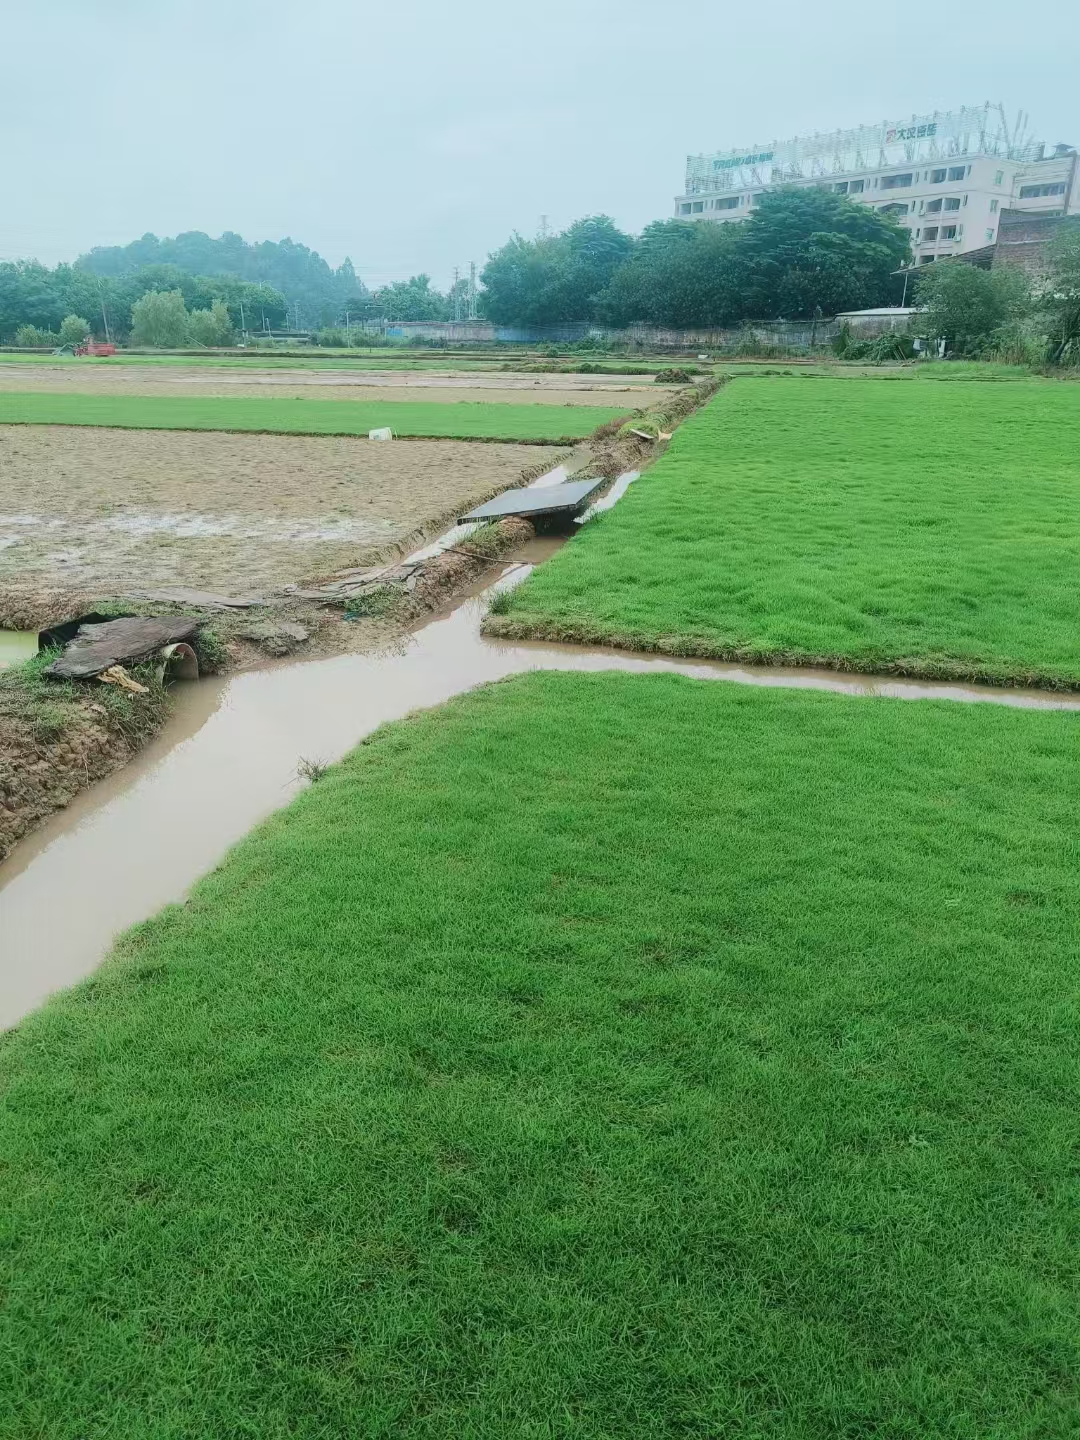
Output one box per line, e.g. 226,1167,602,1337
480,191,913,328
77,232,363,329
0,259,290,345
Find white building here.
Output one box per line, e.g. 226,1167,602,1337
674,104,1078,265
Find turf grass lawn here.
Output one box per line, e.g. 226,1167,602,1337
2,670,1079,1437
0,391,628,442
489,376,1080,686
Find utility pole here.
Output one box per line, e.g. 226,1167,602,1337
239,299,245,337
539,214,550,239
468,261,477,321
452,265,461,322
97,278,111,342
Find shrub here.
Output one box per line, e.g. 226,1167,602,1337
14,325,59,348
58,314,91,347
187,301,234,348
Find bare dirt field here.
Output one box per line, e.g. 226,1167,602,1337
0,364,672,408
0,426,564,598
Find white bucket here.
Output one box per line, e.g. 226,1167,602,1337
368,427,393,441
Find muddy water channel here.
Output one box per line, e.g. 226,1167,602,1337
3,556,1079,1028
0,631,38,669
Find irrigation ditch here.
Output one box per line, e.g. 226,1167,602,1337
0,384,716,865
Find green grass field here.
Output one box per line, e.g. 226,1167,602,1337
0,391,629,441
491,376,1080,686
3,671,1080,1437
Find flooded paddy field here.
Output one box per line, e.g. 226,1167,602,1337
0,426,565,597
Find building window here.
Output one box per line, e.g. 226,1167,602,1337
925,198,943,213
691,201,704,213
679,203,692,214
930,168,947,184
750,192,764,206
947,165,967,181
920,254,935,264
1018,182,1067,199
915,228,921,240
940,224,958,240
990,198,999,213
714,195,740,210
879,202,909,216
848,178,865,194
944,197,961,211
986,228,996,243
995,170,1004,185
835,181,848,194
881,172,914,189
923,226,939,241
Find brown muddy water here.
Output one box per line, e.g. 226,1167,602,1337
0,630,38,669
2,555,1079,1028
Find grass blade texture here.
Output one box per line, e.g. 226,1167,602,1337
0,392,627,442
490,377,1080,686
3,671,1080,1437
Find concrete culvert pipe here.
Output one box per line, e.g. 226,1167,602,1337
155,642,199,684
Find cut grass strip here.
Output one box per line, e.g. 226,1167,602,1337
2,671,1080,1437
0,391,629,442
489,376,1080,687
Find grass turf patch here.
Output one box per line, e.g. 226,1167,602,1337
488,376,1080,686
2,670,1080,1437
0,391,629,442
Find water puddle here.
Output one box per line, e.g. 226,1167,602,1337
2,562,1079,1028
0,631,39,669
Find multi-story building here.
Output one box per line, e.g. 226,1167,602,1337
674,104,1078,265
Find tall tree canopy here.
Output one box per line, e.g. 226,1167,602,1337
483,192,910,328
481,216,634,325
76,232,366,329
735,188,910,318
376,275,450,322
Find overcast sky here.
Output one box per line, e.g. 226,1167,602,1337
4,0,1077,288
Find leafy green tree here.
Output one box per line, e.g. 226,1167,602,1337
76,232,365,327
737,188,911,318
1042,220,1080,365
129,289,190,347
0,260,65,339
58,314,91,346
481,216,634,325
374,274,449,321
914,261,1029,352
598,220,744,327
187,300,234,347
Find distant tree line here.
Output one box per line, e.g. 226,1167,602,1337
76,232,365,330
479,190,913,328
0,259,290,346
0,229,471,345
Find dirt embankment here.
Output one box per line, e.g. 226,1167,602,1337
0,665,172,863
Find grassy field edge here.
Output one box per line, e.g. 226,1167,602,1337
482,610,1080,691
